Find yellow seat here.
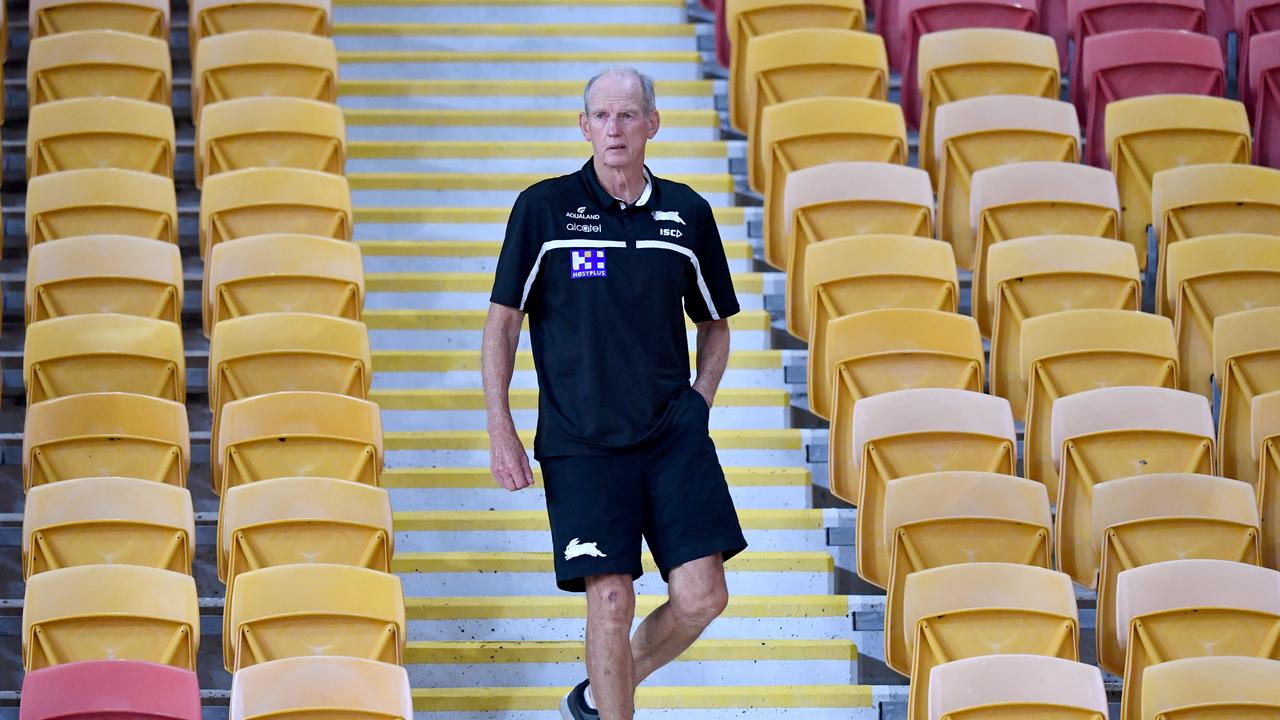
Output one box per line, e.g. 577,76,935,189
23,564,199,671
223,563,405,672
987,236,1141,416
852,390,1016,588
23,476,194,578
27,98,174,178
1020,309,1178,498
725,0,866,132
229,656,413,720
1217,307,1280,493
1094,475,1260,676
931,655,1107,720
1117,560,1280,720
903,563,1078,719
199,168,352,259
802,235,957,410
23,393,190,492
759,97,907,269
825,309,984,507
916,29,1060,182
1166,233,1280,400
743,28,887,192
1105,95,1252,270
193,30,338,121
1142,656,1280,720
25,169,178,246
1255,390,1280,568
190,0,331,52
29,0,168,38
196,97,346,188
205,234,364,337
882,472,1051,677
1151,164,1280,316
27,235,183,325
27,30,171,107
23,314,185,405
1053,387,1216,589
934,96,1080,270
219,477,393,592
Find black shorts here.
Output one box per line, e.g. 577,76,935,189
540,385,749,592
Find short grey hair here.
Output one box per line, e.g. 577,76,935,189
583,67,658,115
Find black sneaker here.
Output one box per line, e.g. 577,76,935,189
560,679,600,720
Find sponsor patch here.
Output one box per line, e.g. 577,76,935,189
570,249,607,279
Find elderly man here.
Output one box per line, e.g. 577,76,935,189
482,67,748,720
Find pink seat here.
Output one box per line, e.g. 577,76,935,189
881,0,906,72
898,0,1041,129
1044,0,1070,70
1237,0,1280,105
715,0,729,67
20,660,201,720
1080,30,1224,167
1250,30,1280,167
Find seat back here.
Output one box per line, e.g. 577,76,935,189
929,655,1107,720
1216,306,1280,488
934,95,1081,270
23,476,194,577
229,656,412,720
19,661,200,720
199,168,353,258
27,235,183,325
1250,31,1280,168
1142,656,1280,720
23,564,199,670
197,97,346,187
27,29,171,106
29,0,169,38
27,97,175,178
190,0,332,51
1237,0,1280,109
193,30,338,120
1254,390,1280,567
26,168,178,246
23,314,186,404
1020,309,1178,495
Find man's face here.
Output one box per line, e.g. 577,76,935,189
580,74,660,170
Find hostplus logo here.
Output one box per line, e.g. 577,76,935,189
570,250,607,279
566,206,602,233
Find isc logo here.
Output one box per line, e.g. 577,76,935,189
659,228,683,238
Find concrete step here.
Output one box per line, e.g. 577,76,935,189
346,141,737,174
347,172,736,207
330,0,687,27
334,23,702,53
357,239,755,273
339,79,719,111
344,109,720,142
354,207,754,242
338,50,702,82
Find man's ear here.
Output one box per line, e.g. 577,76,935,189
579,112,591,142
648,110,661,140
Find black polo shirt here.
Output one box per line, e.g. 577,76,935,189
491,159,740,459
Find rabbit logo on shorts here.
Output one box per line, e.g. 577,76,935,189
564,538,607,560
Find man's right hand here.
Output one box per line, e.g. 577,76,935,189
490,424,535,491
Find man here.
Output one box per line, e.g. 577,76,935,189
482,67,748,720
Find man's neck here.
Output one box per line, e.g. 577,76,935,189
593,158,647,205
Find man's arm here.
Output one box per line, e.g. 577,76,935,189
482,302,535,491
692,318,731,407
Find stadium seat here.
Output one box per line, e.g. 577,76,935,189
23,476,195,577
19,661,200,720
1166,234,1280,399
24,315,186,405
27,235,183,325
916,29,1060,180
219,477,393,591
26,168,178,246
1151,164,1280,314
825,309,984,507
1217,307,1280,490
192,30,338,120
23,564,199,670
29,0,169,38
23,393,190,491
1020,309,1178,493
802,236,957,411
1237,0,1280,107
1052,387,1216,587
724,0,866,132
1142,656,1280,720
933,95,1081,269
1255,390,1280,567
190,0,332,51
1104,94,1251,269
223,563,406,672
196,97,347,187
743,29,887,192
902,563,1078,717
1116,560,1280,720
1250,31,1280,168
27,97,175,178
852,390,1017,588
229,656,412,720
929,655,1108,720
1079,30,1224,168
199,168,353,259
882,472,1052,676
986,235,1141,414
759,98,907,269
27,30,171,107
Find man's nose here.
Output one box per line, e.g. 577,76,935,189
605,116,621,135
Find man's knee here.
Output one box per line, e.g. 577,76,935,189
669,569,729,629
586,574,636,628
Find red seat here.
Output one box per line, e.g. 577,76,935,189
1080,29,1224,167
715,0,729,67
1237,0,1280,110
1252,30,1280,168
1067,0,1206,115
1044,0,1070,70
20,660,201,720
1204,0,1233,53
898,0,1041,128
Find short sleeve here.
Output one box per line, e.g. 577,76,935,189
684,199,741,322
490,191,543,311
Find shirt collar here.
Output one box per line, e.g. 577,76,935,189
582,158,658,211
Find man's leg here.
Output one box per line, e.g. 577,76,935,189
629,553,729,684
585,573,638,719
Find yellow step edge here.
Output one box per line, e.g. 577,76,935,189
370,387,790,411
336,0,684,6
394,509,825,532
348,172,734,193
404,639,856,664
413,685,873,712
348,140,729,159
355,206,746,224
339,50,700,63
365,271,761,293
356,239,752,259
383,430,804,452
362,309,771,331
372,349,781,372
405,594,848,620
336,23,697,36
381,465,811,488
340,79,715,96
391,551,834,574
344,109,718,128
